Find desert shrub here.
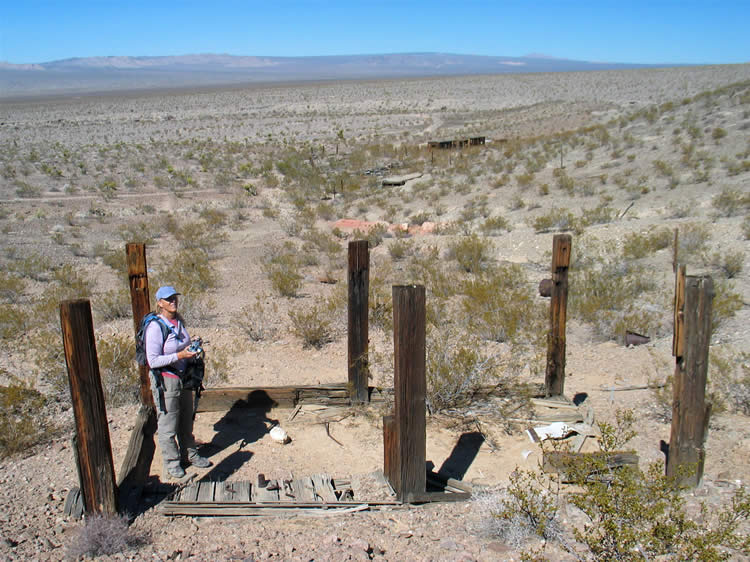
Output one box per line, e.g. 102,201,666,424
94,244,128,276
262,244,303,297
14,180,42,198
0,272,26,303
0,304,27,340
570,237,667,341
0,376,52,457
676,222,711,264
475,469,563,550
388,238,415,261
157,248,218,294
711,187,750,218
706,250,744,278
205,343,234,385
198,206,228,228
96,334,139,407
95,288,132,321
425,328,499,412
170,219,228,255
8,252,52,281
622,227,673,259
570,462,750,561
708,347,750,415
479,215,512,235
239,295,279,342
712,279,743,331
354,223,388,248
532,208,582,234
461,265,544,344
597,408,637,452
447,233,495,273
289,303,334,349
581,203,615,226
67,513,148,559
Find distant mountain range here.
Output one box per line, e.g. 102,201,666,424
0,52,685,99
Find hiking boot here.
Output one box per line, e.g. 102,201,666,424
188,456,212,469
166,465,186,479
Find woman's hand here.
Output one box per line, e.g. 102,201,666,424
177,348,197,360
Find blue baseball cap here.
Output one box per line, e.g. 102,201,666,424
155,286,180,301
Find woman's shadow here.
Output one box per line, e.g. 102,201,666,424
197,390,278,482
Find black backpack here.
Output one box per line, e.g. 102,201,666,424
135,312,171,367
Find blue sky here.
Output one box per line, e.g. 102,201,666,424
1,0,748,65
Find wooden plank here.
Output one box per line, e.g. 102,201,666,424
181,483,199,502
404,491,471,503
294,477,317,503
383,415,397,493
391,285,427,502
236,481,251,502
216,482,237,502
348,240,370,403
543,451,639,482
252,480,281,503
311,474,338,503
545,234,571,397
667,275,714,487
60,299,118,516
196,481,216,502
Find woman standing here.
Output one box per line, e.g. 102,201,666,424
146,285,212,479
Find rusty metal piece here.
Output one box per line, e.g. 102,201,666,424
625,331,650,346
539,278,553,297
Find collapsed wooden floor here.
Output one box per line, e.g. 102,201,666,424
159,471,470,516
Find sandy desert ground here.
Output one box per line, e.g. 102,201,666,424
0,64,749,560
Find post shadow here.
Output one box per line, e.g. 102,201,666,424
197,390,278,481
434,431,485,482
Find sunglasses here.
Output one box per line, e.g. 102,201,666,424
162,295,179,303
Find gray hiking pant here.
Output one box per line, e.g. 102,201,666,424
149,372,201,473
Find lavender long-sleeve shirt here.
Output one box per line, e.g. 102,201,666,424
145,315,191,376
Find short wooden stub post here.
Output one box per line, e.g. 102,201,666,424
348,240,370,403
60,299,118,515
545,234,571,397
117,243,158,514
384,285,427,502
667,275,714,487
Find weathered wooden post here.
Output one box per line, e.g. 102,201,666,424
545,234,571,397
348,240,370,403
60,299,118,515
117,243,158,513
384,285,426,502
667,274,714,487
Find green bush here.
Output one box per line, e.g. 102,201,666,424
712,188,750,218
712,279,743,331
95,288,133,321
388,238,415,261
0,377,52,457
263,244,303,297
707,250,744,279
479,215,512,235
96,334,139,407
461,265,544,344
426,328,499,412
532,208,582,234
676,222,711,264
622,227,673,259
289,303,334,349
239,296,278,342
447,234,495,273
158,249,218,294
570,463,749,561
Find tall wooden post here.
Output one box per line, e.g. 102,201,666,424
348,240,370,403
667,275,714,487
384,285,426,501
117,243,157,513
545,234,571,397
60,299,118,515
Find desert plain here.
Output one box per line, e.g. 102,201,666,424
1,64,750,560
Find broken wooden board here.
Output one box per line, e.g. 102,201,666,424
542,451,639,482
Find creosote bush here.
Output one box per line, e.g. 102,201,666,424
0,375,52,457
447,233,495,273
289,302,334,349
